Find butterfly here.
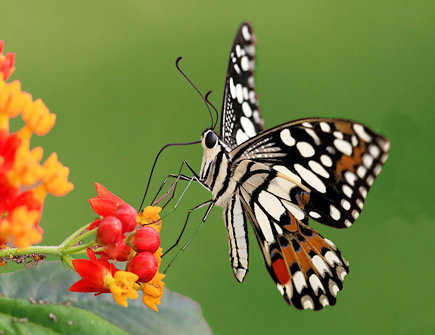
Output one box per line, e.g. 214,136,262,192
169,21,390,310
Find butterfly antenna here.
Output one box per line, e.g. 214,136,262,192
176,57,214,129
205,91,219,130
139,140,201,212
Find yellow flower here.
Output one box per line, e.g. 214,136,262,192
137,206,162,232
142,271,165,311
20,98,55,138
108,270,139,307
154,247,163,267
0,80,31,131
38,153,74,198
8,144,43,188
0,206,42,249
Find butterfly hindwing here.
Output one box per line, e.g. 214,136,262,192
230,118,390,229
234,164,349,309
220,21,264,149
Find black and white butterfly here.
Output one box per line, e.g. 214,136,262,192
162,21,390,310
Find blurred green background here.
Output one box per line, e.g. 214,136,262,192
1,1,434,334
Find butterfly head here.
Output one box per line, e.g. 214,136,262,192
199,129,225,186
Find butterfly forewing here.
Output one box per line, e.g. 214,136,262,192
230,118,390,229
220,22,264,149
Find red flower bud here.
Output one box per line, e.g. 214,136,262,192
96,216,122,245
129,227,160,253
103,238,127,260
114,203,137,233
115,240,133,262
126,252,158,283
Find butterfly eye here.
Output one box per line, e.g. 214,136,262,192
205,131,218,149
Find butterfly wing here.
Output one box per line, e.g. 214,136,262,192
220,21,264,149
234,162,349,309
230,118,390,228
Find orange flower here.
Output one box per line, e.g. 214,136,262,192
142,271,165,311
137,206,162,232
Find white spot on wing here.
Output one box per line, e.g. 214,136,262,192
336,266,348,281
342,184,353,198
241,102,252,117
341,199,351,210
330,205,341,220
296,142,315,157
236,83,243,103
344,171,357,186
333,131,344,140
363,154,373,168
229,77,236,99
359,186,368,198
294,164,326,193
293,271,307,293
236,129,249,145
329,279,339,297
334,139,353,156
309,160,330,178
320,122,331,132
320,155,333,167
309,211,321,219
241,25,251,41
325,251,341,265
357,165,367,178
253,203,274,242
258,190,285,221
320,295,329,306
301,295,314,310
235,44,241,57
353,124,372,142
309,274,325,295
280,129,295,146
240,117,256,137
241,56,249,71
369,144,380,158
312,255,330,277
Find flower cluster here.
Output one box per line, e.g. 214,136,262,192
0,41,73,249
70,183,165,311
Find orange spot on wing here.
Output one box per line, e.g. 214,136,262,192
283,212,298,232
336,141,366,176
303,232,331,255
335,122,354,135
297,192,310,209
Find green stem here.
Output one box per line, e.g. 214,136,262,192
0,245,62,258
60,223,93,248
65,229,96,249
63,241,96,255
61,255,75,270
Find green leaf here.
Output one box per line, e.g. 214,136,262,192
0,296,129,335
0,261,212,335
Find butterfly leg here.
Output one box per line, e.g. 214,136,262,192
162,199,214,257
162,200,215,274
151,160,201,209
